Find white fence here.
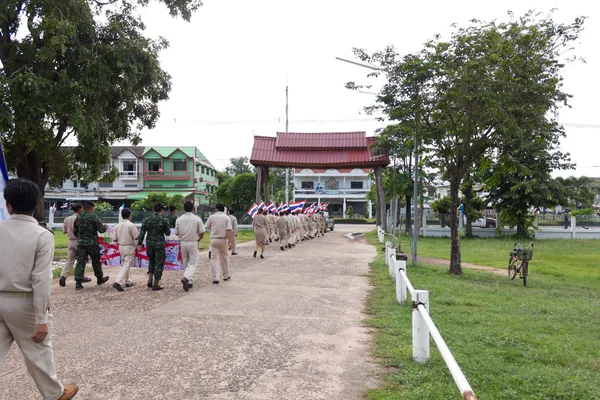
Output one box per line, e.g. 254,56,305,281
380,231,477,400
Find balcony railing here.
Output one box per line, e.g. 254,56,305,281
145,171,190,180
119,171,139,179
294,188,369,196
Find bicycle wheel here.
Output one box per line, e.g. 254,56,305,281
522,261,528,287
508,257,518,280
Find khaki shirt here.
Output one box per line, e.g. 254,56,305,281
229,214,238,235
63,213,78,240
0,215,54,324
113,219,139,246
205,211,232,239
175,212,205,242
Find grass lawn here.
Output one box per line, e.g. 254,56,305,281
363,231,600,399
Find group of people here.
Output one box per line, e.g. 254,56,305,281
251,207,328,258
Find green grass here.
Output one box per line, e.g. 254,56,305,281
363,231,600,399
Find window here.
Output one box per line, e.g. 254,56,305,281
173,160,187,171
148,161,161,172
301,181,313,189
121,159,137,175
350,181,364,189
73,181,77,188
99,182,113,188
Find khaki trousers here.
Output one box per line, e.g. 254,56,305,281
231,234,237,253
278,231,288,247
60,239,78,278
210,238,230,281
116,244,135,286
0,295,64,400
180,241,200,283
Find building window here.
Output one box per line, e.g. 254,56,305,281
301,181,313,189
350,181,364,189
173,160,187,171
148,161,161,172
99,182,113,188
73,181,78,188
121,159,137,176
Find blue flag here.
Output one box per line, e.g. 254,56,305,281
0,141,9,221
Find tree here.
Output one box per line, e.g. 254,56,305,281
0,0,202,219
348,11,584,274
94,201,114,212
213,172,255,213
224,156,254,176
130,192,184,212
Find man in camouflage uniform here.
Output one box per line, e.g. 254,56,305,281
167,205,178,228
137,203,171,291
73,201,110,290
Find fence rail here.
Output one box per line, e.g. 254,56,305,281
382,233,477,400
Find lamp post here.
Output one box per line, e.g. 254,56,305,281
336,56,419,265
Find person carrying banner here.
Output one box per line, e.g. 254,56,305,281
73,202,110,291
59,203,92,287
0,178,79,400
137,203,171,291
112,208,140,292
176,201,205,292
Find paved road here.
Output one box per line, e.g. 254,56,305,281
1,225,378,399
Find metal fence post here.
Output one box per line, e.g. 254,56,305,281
412,290,430,363
396,259,407,304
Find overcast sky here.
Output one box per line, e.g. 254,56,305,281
131,0,599,177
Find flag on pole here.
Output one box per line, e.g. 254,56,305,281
60,203,68,209
50,203,57,214
289,200,306,212
281,202,289,212
119,202,125,211
0,141,9,221
265,202,275,214
256,201,265,211
319,203,329,211
246,203,259,218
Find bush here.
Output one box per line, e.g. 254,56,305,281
334,218,375,224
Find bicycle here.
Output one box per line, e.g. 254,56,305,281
507,241,533,287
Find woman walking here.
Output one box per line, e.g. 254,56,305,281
252,208,269,258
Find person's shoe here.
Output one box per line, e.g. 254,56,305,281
97,276,109,285
253,250,257,258
260,255,264,259
231,252,238,255
147,274,153,288
269,237,273,242
280,245,284,251
58,383,79,400
223,276,231,281
212,280,219,284
188,283,193,288
208,250,211,259
125,283,135,288
82,277,92,283
181,277,190,292
75,281,84,290
112,282,124,292
152,279,164,291
59,276,66,287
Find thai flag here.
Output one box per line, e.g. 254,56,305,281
265,202,275,214
289,200,305,212
281,202,289,212
60,203,68,209
246,203,259,217
50,203,57,214
319,203,329,211
303,203,315,214
256,201,265,211
0,141,8,221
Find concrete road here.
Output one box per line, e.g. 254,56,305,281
1,225,379,400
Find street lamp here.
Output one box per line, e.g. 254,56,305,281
336,56,419,265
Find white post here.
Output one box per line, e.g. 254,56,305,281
395,259,407,304
422,209,427,236
389,248,396,278
385,241,391,267
368,199,373,219
343,198,347,219
572,216,577,239
412,290,430,363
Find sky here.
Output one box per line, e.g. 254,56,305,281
129,0,599,177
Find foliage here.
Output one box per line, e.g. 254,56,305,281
556,176,598,209
130,192,184,212
348,11,585,273
213,172,255,212
224,156,254,176
430,196,451,215
93,201,114,212
0,0,202,218
571,207,595,216
345,205,354,217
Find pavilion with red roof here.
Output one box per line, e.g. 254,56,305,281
250,132,389,228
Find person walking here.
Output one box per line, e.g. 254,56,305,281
276,211,289,251
167,205,178,228
137,203,172,291
0,178,79,400
112,208,139,292
228,208,238,255
175,201,205,292
252,208,268,258
205,204,233,284
59,203,92,287
73,201,110,291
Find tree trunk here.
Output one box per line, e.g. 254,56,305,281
516,222,527,237
262,166,270,203
255,165,262,203
465,182,473,237
373,168,381,227
16,150,50,222
375,167,387,231
449,177,462,274
405,194,412,235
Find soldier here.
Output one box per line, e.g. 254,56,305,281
276,211,288,251
137,203,171,291
167,205,178,228
112,208,139,292
73,201,110,290
0,178,79,400
176,201,205,292
205,203,233,284
59,203,92,287
228,208,238,255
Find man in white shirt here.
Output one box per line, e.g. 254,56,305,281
59,203,92,287
0,178,78,399
205,203,232,284
228,208,238,255
175,201,205,292
112,208,140,292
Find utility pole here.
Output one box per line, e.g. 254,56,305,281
412,106,419,266
285,83,289,205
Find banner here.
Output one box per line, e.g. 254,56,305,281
0,141,9,221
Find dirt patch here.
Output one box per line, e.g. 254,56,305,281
410,256,507,276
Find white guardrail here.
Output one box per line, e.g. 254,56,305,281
380,228,477,400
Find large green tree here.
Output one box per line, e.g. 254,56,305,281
349,11,584,274
224,156,254,176
0,0,202,219
213,172,255,213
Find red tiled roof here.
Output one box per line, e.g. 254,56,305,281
250,132,389,168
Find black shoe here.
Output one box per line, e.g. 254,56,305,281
112,282,124,292
152,285,164,291
231,252,238,255
269,238,273,242
208,251,211,259
181,277,190,292
188,283,193,288
223,277,231,281
125,283,135,288
147,274,153,288
212,280,219,284
59,276,66,287
82,277,92,283
260,255,264,259
97,276,109,285
253,250,257,258
75,281,84,290
280,246,284,251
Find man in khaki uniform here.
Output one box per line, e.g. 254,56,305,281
228,209,238,255
0,178,78,400
112,208,139,292
205,203,232,284
59,203,92,287
176,201,205,291
276,212,288,250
